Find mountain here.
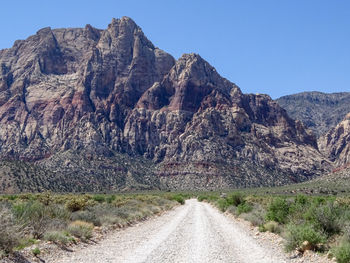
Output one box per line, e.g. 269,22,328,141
276,92,350,137
0,17,330,193
318,113,350,167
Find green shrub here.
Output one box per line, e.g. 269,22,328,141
295,194,308,206
92,195,106,203
168,194,185,205
106,195,116,204
32,247,40,256
333,241,350,263
285,223,326,251
197,194,207,202
237,203,253,215
44,231,72,245
303,201,342,237
226,192,244,206
313,196,326,205
314,202,342,236
68,220,93,241
0,205,20,253
264,221,280,233
217,198,229,212
6,195,18,201
266,197,289,224
12,201,51,239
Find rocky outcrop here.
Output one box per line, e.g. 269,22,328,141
276,92,350,137
0,17,330,192
319,113,350,166
0,17,175,162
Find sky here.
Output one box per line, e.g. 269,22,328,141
0,0,349,98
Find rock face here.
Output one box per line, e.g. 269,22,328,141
276,92,350,137
0,17,330,192
319,113,350,166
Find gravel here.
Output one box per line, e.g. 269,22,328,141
54,199,292,263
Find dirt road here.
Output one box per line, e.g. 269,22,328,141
55,199,293,263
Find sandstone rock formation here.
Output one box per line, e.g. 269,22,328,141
319,113,350,166
0,17,330,192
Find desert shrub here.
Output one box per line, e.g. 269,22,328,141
285,223,326,251
226,192,244,207
294,194,308,206
36,191,53,205
92,195,105,203
106,195,116,204
68,220,93,241
49,204,71,221
32,247,40,256
342,225,350,243
241,204,266,226
226,205,238,216
71,202,162,227
65,197,88,212
168,194,185,205
217,198,229,212
303,201,342,236
197,194,218,202
79,204,126,226
313,196,327,205
266,197,289,224
148,205,162,214
18,193,36,201
148,196,174,210
333,241,350,263
0,205,20,253
5,195,18,201
264,221,280,233
44,231,73,245
12,201,51,239
197,194,208,202
111,206,133,220
237,203,253,215
71,209,101,226
314,202,342,235
15,238,37,250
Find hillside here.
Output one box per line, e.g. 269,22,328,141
276,91,350,137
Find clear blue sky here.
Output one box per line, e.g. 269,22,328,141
1,0,349,98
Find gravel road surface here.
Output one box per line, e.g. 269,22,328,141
56,199,291,263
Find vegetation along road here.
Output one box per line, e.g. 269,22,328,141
56,199,288,263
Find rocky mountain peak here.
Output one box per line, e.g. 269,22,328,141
102,16,154,51
0,17,331,192
136,53,238,112
171,53,227,87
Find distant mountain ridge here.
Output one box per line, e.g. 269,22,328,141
0,17,330,193
276,91,350,137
